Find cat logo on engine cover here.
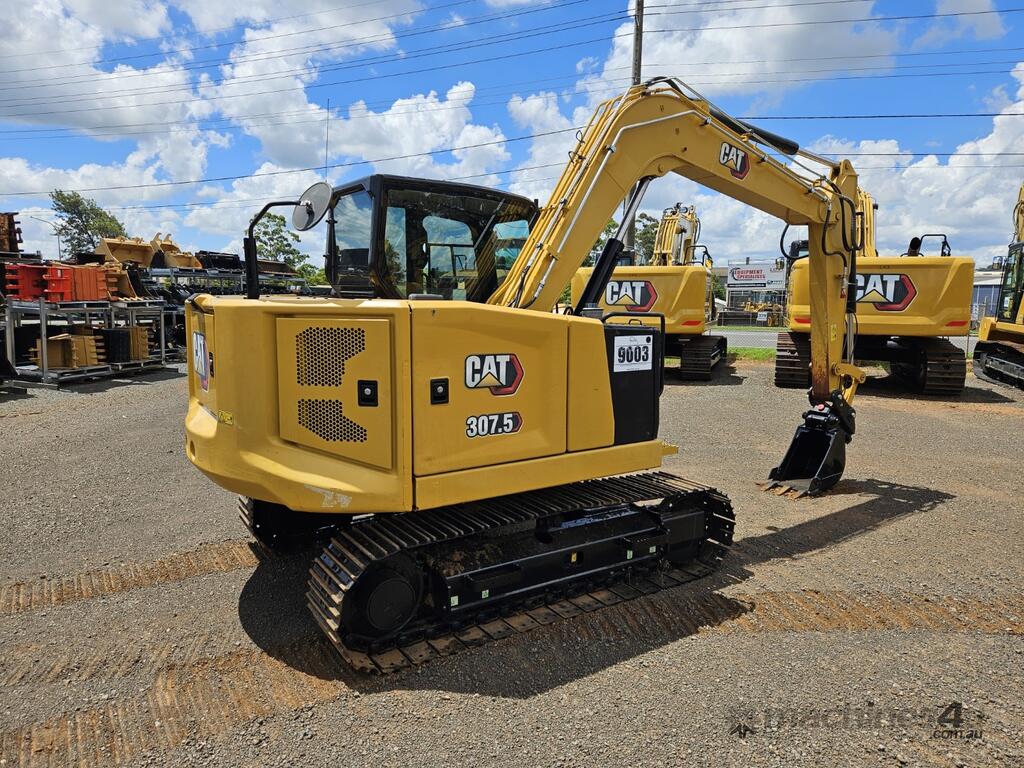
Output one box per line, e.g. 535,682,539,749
464,354,524,395
855,273,917,311
605,280,658,312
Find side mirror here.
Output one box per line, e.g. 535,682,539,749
292,181,333,232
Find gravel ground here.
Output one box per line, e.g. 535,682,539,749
1,359,1022,768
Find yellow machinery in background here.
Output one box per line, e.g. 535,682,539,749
571,203,726,379
96,235,157,268
184,78,867,670
776,191,974,395
151,233,204,269
973,183,1024,388
97,233,204,269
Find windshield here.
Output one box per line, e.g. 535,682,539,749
379,185,534,301
998,242,1024,322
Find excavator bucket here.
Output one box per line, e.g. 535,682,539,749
766,394,855,496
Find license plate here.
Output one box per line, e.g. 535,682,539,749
192,331,209,391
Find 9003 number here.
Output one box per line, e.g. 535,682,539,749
613,334,654,372
617,343,650,365
465,411,522,438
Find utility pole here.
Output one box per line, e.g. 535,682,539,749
623,0,644,252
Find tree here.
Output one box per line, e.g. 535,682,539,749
252,212,330,286
50,190,126,257
588,218,619,264
297,264,328,285
634,212,659,264
253,212,304,265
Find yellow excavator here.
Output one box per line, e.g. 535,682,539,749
184,78,866,671
973,183,1024,388
777,191,974,394
570,203,726,378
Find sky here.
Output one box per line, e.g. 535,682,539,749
1,0,1022,268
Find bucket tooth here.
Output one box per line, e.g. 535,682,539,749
768,390,855,496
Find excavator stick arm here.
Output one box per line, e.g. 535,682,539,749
489,78,865,494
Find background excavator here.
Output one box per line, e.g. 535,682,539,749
570,203,727,379
776,191,974,395
973,183,1024,388
184,78,866,672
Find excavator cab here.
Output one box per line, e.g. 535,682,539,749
996,242,1024,323
322,175,536,301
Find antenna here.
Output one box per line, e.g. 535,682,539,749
324,97,330,176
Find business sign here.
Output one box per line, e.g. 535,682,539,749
727,262,787,291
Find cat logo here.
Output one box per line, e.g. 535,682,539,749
191,331,209,391
464,353,524,395
855,272,917,311
605,280,658,312
719,142,749,180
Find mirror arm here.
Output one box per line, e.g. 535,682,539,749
324,205,337,289
243,200,298,300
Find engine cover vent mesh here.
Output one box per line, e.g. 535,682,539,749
295,327,366,386
298,399,367,443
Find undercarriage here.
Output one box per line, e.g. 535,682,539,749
774,332,966,395
671,334,728,380
973,339,1024,390
242,472,734,673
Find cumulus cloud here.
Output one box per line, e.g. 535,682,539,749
915,0,1005,49
505,0,1020,265
331,83,510,180
200,0,421,167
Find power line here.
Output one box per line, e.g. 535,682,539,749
0,0,603,93
0,127,580,197
0,0,490,75
3,5,1020,120
7,41,1024,136
5,41,1020,124
0,10,624,108
10,44,1024,114
0,0,447,60
18,160,1024,219
0,24,629,119
6,113,1024,198
11,55,1024,144
0,0,849,71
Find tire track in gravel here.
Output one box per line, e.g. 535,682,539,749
2,588,1021,767
0,540,258,617
3,588,1021,690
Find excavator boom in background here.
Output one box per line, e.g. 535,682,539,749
570,203,727,379
184,78,867,671
972,183,1024,388
776,190,974,395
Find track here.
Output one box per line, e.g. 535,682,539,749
303,472,735,674
973,339,1024,390
774,331,810,388
892,337,967,396
677,334,727,380
775,332,968,395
